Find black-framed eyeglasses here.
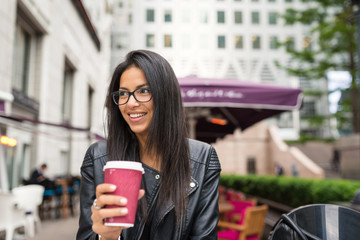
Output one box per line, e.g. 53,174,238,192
111,87,152,105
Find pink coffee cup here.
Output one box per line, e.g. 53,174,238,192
103,160,144,227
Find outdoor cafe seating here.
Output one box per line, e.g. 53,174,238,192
0,193,28,240
11,184,45,238
218,187,268,240
218,204,268,240
39,175,81,220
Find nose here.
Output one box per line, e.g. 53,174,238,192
126,94,139,106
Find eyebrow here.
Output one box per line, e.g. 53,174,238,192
119,84,150,91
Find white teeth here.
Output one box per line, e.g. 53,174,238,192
130,113,145,118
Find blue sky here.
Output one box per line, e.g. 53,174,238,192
327,71,352,113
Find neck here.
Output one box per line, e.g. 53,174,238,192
140,146,161,171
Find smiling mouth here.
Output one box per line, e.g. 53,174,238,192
129,113,146,118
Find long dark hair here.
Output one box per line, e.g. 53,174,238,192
105,50,190,225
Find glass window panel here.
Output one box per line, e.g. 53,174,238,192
146,9,155,22
252,35,261,49
235,35,243,49
12,24,31,94
164,34,172,47
217,11,225,23
62,64,74,123
251,11,260,24
164,9,172,22
234,11,242,24
218,35,226,48
286,36,295,50
199,10,208,23
146,34,155,47
113,33,129,49
269,36,278,49
303,36,313,50
269,12,277,25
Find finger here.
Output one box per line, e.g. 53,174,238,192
96,194,128,208
138,189,145,199
91,206,128,221
95,183,117,198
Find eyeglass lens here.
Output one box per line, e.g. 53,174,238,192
112,88,151,105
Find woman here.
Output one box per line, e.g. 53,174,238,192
76,50,221,240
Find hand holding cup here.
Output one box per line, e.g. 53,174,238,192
91,184,145,240
91,161,145,240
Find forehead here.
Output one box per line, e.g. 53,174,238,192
119,66,148,87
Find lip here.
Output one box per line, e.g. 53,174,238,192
128,112,147,122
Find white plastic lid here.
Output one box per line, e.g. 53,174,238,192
103,160,144,173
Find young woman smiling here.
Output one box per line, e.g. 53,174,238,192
77,50,221,240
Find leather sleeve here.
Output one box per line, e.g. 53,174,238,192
189,146,221,239
76,143,105,240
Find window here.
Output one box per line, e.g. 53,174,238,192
146,34,155,47
286,36,295,50
268,0,276,2
252,35,261,49
62,61,75,124
12,24,31,95
301,101,316,117
199,10,208,23
234,11,242,24
128,14,132,24
269,36,278,49
112,33,129,49
247,157,256,174
218,35,226,48
164,9,172,22
251,11,260,24
146,9,155,22
303,36,313,50
235,35,243,49
164,34,172,47
217,11,225,23
268,12,277,25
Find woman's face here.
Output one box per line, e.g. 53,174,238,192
118,66,154,141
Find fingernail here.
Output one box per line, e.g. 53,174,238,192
109,185,116,190
121,208,128,214
120,198,127,205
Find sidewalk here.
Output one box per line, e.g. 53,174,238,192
30,216,79,240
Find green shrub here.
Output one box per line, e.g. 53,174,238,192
220,174,360,208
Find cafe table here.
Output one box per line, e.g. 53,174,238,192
218,201,234,221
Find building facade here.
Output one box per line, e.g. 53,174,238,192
109,0,331,140
0,0,112,191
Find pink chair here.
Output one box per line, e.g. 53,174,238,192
226,189,245,201
226,199,257,223
218,205,268,240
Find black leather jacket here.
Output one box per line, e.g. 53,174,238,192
76,139,221,240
